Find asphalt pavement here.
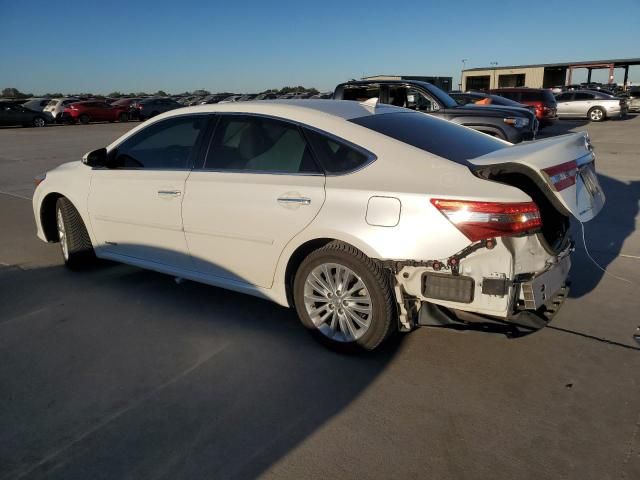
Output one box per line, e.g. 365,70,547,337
1,117,639,480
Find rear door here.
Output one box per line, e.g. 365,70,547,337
470,132,605,222
182,114,326,287
572,92,595,116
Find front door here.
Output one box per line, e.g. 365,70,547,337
88,114,209,269
182,114,326,288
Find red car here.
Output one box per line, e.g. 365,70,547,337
63,101,129,124
490,88,558,127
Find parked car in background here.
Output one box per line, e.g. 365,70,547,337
254,93,278,100
310,92,334,99
555,90,626,121
450,91,534,111
450,91,538,135
219,95,243,103
490,88,558,127
34,100,604,350
63,101,130,124
238,94,258,101
335,80,536,143
21,98,52,112
0,103,50,127
198,94,229,104
628,90,640,112
43,97,80,123
110,97,142,120
135,98,182,121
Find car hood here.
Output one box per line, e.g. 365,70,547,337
447,105,530,117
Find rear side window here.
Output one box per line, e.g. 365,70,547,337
304,128,371,174
556,93,573,101
112,115,207,169
205,115,320,174
575,92,595,100
350,111,507,164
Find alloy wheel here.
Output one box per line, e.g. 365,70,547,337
303,262,372,342
34,117,45,127
57,209,69,260
590,109,603,121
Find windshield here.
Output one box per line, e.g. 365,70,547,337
350,111,507,164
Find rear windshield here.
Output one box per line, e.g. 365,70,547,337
350,111,507,164
521,90,557,104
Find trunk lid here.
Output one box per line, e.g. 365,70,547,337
470,132,605,222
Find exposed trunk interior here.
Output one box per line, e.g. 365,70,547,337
473,167,571,254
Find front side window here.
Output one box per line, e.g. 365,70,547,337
304,128,371,174
205,115,320,174
111,115,207,169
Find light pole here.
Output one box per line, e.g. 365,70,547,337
490,61,498,89
460,59,468,90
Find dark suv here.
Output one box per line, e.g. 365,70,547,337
334,80,536,143
490,88,557,127
134,98,182,121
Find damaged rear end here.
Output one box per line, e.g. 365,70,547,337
393,132,605,335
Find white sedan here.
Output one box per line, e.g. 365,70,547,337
32,100,605,350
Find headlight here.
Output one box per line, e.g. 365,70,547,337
503,117,529,128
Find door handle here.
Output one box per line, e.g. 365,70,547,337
277,196,311,205
157,190,182,197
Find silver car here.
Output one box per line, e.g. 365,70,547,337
556,90,624,122
628,90,640,112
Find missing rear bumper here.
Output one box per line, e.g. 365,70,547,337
418,283,570,337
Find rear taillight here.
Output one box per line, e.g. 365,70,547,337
431,199,542,242
543,160,578,191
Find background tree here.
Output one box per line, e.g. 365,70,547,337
108,91,123,98
154,90,168,96
1,87,31,98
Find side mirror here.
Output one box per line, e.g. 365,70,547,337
82,147,108,167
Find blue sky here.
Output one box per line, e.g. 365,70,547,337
1,0,639,94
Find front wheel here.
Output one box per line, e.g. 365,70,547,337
293,241,396,351
588,107,606,122
33,116,46,127
56,197,96,269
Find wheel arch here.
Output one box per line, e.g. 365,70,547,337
281,235,382,308
40,192,64,242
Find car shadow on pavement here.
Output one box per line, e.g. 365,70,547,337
0,253,403,480
569,173,640,298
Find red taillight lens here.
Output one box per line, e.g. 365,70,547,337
431,199,542,242
543,160,577,191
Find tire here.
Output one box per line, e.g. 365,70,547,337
118,112,128,122
55,197,95,269
33,116,46,128
293,241,396,351
588,107,606,122
79,114,90,125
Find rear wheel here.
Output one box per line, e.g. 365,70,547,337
588,107,605,122
293,241,395,351
118,112,128,122
56,197,95,269
78,114,90,125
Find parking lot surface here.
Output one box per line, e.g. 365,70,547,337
1,118,639,479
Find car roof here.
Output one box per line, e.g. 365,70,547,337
162,99,404,122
